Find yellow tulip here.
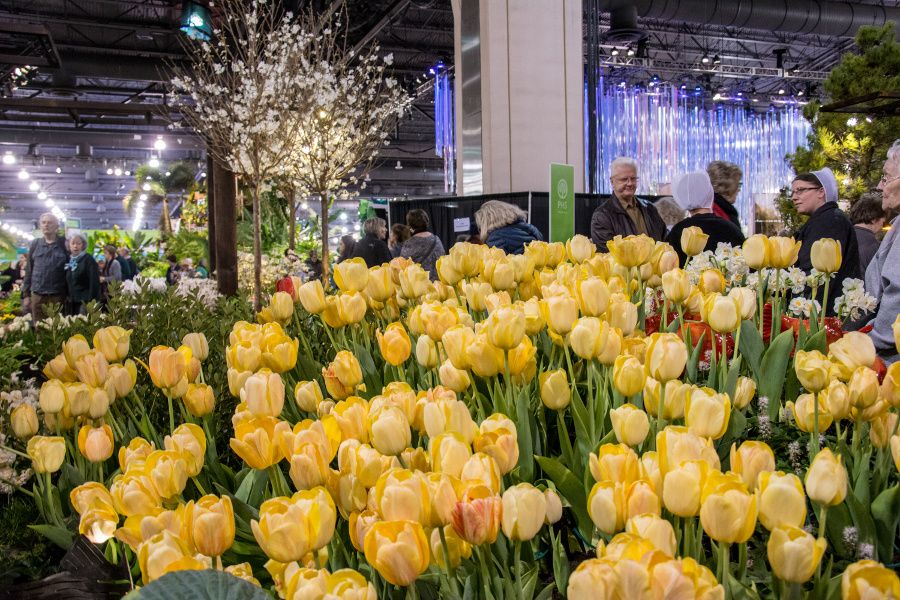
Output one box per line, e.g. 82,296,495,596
183,383,215,418
501,483,547,541
644,379,690,420
608,234,654,267
240,369,285,418
414,334,438,369
39,379,67,414
596,326,624,366
87,387,110,419
332,396,371,443
567,558,618,599
65,382,90,417
108,361,137,398
699,471,757,544
108,472,161,517
251,488,336,563
541,294,579,336
607,297,638,336
892,434,900,474
363,520,430,587
435,255,463,286
473,427,518,476
757,471,807,531
466,334,504,378
732,376,756,410
186,494,235,557
702,293,740,332
829,332,877,381
230,416,281,470
137,530,206,584
804,448,847,507
224,563,260,587
366,265,395,302
645,332,688,382
485,306,525,350
841,560,900,600
297,280,326,314
226,341,261,373
626,514,676,557
698,269,726,295
613,355,645,397
376,323,411,366
610,404,650,447
148,345,186,392
439,360,471,393
145,449,189,499
794,349,831,392
569,317,603,360
575,276,610,317
164,423,206,477
461,280,491,312
662,459,710,517
73,349,108,389
92,326,131,363
77,424,114,463
566,234,596,263
727,287,756,321
588,480,626,535
539,369,570,410
460,452,502,492
821,379,851,421
656,425,720,474
335,291,367,324
63,334,91,369
623,478,660,521
43,352,78,382
429,432,472,480
685,386,731,439
369,406,411,456
661,268,692,304
848,365,880,410
768,236,801,269
450,241,484,276
430,525,471,570
879,363,900,409
810,238,842,274
451,484,502,545
681,226,709,257
870,412,898,448
293,380,324,413
742,234,770,269
587,442,638,488
334,257,369,292
10,404,38,440
398,264,433,299
786,393,833,433
118,437,154,472
26,435,66,474
767,525,826,583
730,440,775,491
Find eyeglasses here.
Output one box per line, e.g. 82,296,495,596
880,173,900,185
612,177,639,183
790,187,822,197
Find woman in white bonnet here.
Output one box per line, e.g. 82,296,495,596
664,170,745,266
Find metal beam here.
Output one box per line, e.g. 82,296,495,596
0,97,176,115
352,0,413,55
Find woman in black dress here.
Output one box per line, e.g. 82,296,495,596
65,233,101,314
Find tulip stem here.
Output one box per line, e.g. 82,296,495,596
166,393,175,434
788,582,803,600
736,542,747,583
406,582,419,600
811,394,820,459
718,542,731,600
683,516,693,559
438,526,461,599
819,277,830,330
513,541,523,600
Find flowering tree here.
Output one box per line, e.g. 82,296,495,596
170,0,314,308
286,12,411,283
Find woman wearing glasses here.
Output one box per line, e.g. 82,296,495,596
861,140,900,363
791,167,861,315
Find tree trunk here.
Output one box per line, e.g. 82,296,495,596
206,155,217,272
288,185,297,252
212,159,238,296
161,197,172,236
320,191,330,285
252,181,263,311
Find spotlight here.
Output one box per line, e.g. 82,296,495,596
139,194,148,201
180,0,212,41
114,168,123,176
143,183,152,191
200,172,206,178
701,55,710,65
778,88,786,95
148,158,160,168
713,93,722,101
611,49,619,56
626,47,635,57
847,117,858,127
154,138,166,151
2,153,15,165
28,181,39,191
17,169,29,180
300,202,309,211
124,170,131,176
107,168,114,175
797,89,804,97
44,199,53,207
37,191,47,200
55,167,62,174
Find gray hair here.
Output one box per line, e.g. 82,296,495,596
39,212,59,225
475,200,527,238
68,232,87,247
887,139,900,163
610,157,638,174
653,196,688,229
363,217,386,236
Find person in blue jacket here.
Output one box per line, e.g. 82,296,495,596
475,200,543,255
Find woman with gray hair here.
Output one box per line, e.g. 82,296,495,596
64,232,100,314
350,216,393,267
707,160,743,228
475,200,542,255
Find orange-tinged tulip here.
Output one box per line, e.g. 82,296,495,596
186,494,235,557
252,488,336,563
699,471,757,544
74,350,109,388
767,525,827,583
624,479,660,520
698,269,726,295
108,361,137,398
183,383,215,418
230,416,281,470
93,326,131,363
452,484,502,545
77,424,114,463
148,345,186,392
757,471,806,531
377,323,412,366
363,519,430,587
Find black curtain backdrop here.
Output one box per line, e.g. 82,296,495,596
388,192,663,250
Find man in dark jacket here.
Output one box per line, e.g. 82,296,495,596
847,193,885,274
590,157,666,251
350,217,393,267
23,213,69,320
792,168,861,315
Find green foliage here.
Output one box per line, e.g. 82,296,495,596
85,227,156,256
164,229,209,263
237,187,290,254
124,569,270,600
0,494,64,585
788,23,900,207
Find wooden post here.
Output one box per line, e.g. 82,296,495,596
206,155,217,272
212,158,238,296
288,185,297,252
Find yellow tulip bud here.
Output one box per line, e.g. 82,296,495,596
186,494,235,557
398,264,433,299
460,452,502,492
93,326,131,363
698,269,726,295
439,360,471,393
485,307,525,350
11,404,38,440
767,525,826,583
870,412,898,448
727,287,756,321
880,363,900,409
466,335,504,378
565,234,595,264
841,559,900,600
77,424,114,463
702,293,740,332
757,471,807,531
786,393,833,433
40,378,67,415
26,435,66,473
567,558,618,599
606,297,638,336
589,443,641,486
544,488,563,524
369,406,411,456
413,334,438,369
451,241,484,276
656,425,720,474
810,237,842,274
699,471,758,544
730,440,775,491
334,257,369,292
819,379,851,421
613,355,645,397
574,276,610,318
376,322,412,366
626,513,676,557
732,376,756,409
164,423,206,478
239,369,284,418
107,362,136,399
430,525,471,570
542,294,579,336
501,483,547,541
610,404,650,447
293,380,323,413
661,268,692,304
804,448,847,507
145,449,189,499
363,519,430,587
742,234,770,269
461,280,491,313
252,488,336,563
73,349,108,389
848,365,880,410
794,349,830,392
63,334,90,369
681,226,709,257
335,291,366,325
892,434,900,474
767,236,801,269
644,379,690,420
684,386,731,439
662,459,710,517
298,280,326,314
539,369,571,410
588,480,625,535
645,332,688,382
183,383,215,418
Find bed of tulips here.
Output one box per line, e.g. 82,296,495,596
5,229,900,599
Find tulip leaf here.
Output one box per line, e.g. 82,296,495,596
803,329,827,353
822,503,854,559
462,574,476,600
871,484,900,561
28,524,74,550
758,329,795,419
724,355,742,399
535,583,556,600
295,354,322,383
123,569,270,599
535,456,592,540
516,396,534,482
352,343,382,396
844,490,877,554
685,330,707,383
738,321,763,379
550,527,569,594
234,468,266,505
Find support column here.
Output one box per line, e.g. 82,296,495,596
452,0,585,195
212,158,238,296
206,155,217,272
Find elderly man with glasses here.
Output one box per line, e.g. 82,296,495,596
22,212,70,320
590,157,667,252
791,167,861,316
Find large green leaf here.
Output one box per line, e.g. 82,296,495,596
758,329,795,420
738,321,764,379
124,569,270,600
28,524,74,549
871,484,900,562
535,456,592,540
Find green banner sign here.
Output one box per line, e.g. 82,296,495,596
549,163,575,242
